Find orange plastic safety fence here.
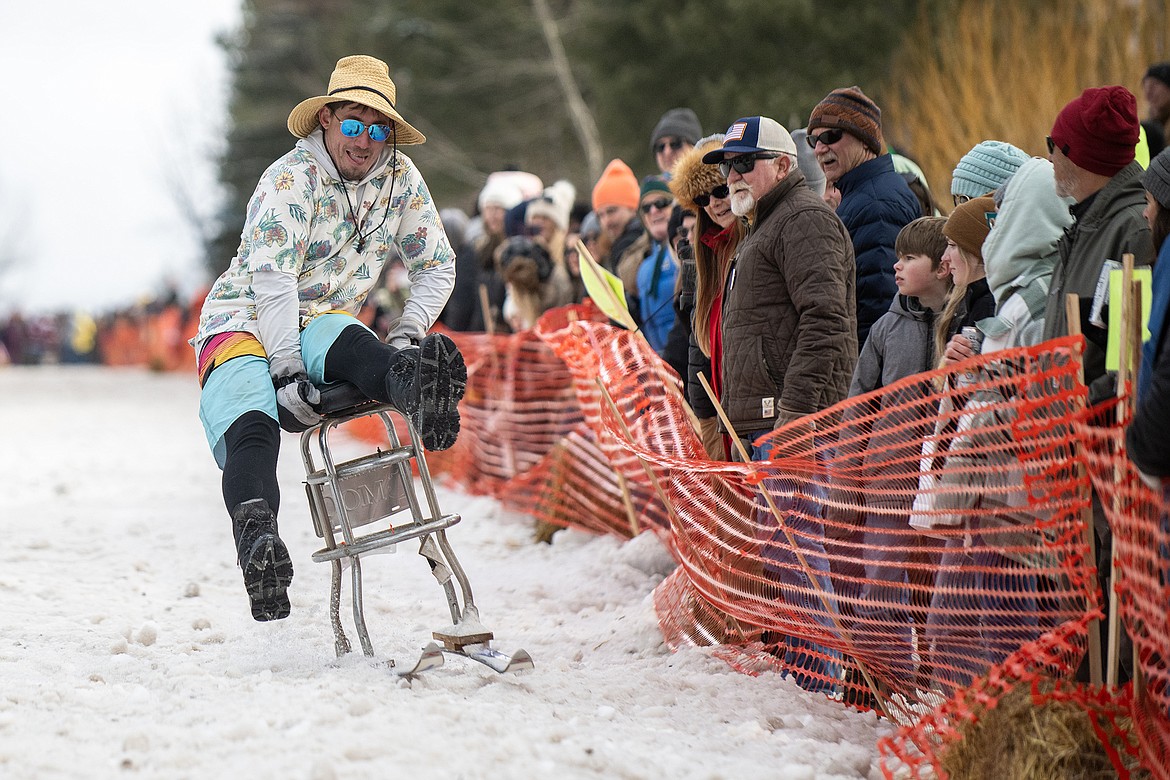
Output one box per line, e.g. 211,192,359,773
424,303,674,538
86,303,200,371
365,304,1170,778
647,334,1097,732
1077,410,1170,779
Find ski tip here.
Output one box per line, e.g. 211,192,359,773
395,642,446,678
508,649,534,672
441,645,534,674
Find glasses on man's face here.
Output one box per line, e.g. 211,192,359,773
718,153,780,178
953,194,972,207
337,117,393,142
807,128,845,148
1046,136,1070,157
654,138,686,155
640,198,673,214
693,184,730,208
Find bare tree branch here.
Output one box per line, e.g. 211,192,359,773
532,0,604,183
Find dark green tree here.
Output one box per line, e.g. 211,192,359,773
566,0,925,176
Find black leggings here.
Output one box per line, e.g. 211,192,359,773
220,325,400,516
222,411,281,515
323,324,399,403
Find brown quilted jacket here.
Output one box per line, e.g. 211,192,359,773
720,171,858,435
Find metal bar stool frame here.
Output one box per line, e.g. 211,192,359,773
299,389,485,659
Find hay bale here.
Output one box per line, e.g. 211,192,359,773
940,678,1146,779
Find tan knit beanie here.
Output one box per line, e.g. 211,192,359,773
943,196,997,260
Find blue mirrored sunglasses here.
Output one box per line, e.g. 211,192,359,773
338,118,393,142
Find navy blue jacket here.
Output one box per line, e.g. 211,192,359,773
835,155,921,347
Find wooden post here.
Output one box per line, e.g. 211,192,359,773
478,284,495,337
615,467,641,538
1129,275,1146,702
1066,292,1104,687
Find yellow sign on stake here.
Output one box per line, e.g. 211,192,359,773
1106,267,1152,371
577,240,635,332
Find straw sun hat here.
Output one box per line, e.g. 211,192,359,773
286,55,425,145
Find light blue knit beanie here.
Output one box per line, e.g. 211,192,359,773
951,140,1030,199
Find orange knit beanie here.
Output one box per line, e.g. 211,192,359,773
591,159,640,212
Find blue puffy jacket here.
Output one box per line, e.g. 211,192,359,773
636,242,678,356
834,154,921,347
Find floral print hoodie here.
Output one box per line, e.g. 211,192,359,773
193,129,455,347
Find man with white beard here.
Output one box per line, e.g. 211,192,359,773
701,116,856,694
701,116,857,440
1042,85,1154,392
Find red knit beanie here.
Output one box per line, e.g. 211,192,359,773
1050,86,1139,177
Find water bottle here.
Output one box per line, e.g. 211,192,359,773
960,326,984,354
960,326,983,385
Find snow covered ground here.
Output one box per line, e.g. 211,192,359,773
0,366,890,779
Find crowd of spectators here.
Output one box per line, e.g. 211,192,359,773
0,290,198,370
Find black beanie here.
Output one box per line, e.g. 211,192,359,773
1145,62,1170,89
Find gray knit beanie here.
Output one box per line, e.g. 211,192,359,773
650,108,703,153
951,140,1030,200
1143,147,1170,210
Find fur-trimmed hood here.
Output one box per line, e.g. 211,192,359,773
669,136,725,212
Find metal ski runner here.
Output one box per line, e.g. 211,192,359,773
392,642,445,678
442,644,534,674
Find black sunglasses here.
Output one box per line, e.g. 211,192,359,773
1046,136,1070,156
640,197,673,214
807,128,845,148
718,153,781,178
693,185,730,207
654,138,686,155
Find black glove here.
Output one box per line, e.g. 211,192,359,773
677,240,697,312
270,355,322,432
1088,371,1117,407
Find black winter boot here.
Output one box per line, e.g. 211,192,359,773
231,499,294,621
384,334,466,452
384,345,422,416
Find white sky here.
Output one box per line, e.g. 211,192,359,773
0,1,242,315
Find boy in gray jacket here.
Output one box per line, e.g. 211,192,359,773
828,216,950,686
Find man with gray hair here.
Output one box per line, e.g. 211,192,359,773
807,86,920,347
702,116,857,694
1042,85,1154,684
